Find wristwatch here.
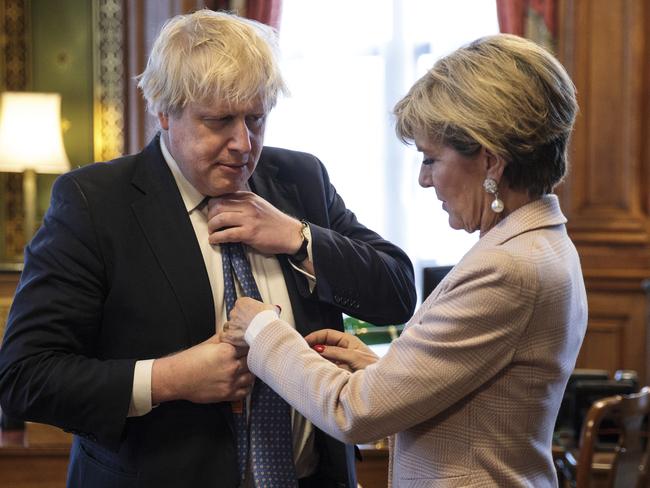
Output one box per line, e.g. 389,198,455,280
290,220,310,263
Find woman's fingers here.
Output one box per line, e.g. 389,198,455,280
314,345,379,372
305,329,349,347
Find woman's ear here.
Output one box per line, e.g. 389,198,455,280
158,112,170,130
483,148,506,182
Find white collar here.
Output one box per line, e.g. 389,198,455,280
159,134,205,213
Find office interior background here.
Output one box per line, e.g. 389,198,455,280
0,0,649,486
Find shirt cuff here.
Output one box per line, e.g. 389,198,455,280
127,359,155,417
245,308,281,344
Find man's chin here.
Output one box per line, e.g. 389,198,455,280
205,179,250,197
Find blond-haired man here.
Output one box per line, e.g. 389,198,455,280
0,10,415,488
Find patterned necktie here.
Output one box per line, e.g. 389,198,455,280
221,242,298,487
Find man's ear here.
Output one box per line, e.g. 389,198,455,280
483,147,506,182
158,112,170,130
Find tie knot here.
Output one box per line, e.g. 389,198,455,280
194,196,210,214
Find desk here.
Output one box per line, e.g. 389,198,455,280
356,441,389,488
4,425,389,488
0,423,72,488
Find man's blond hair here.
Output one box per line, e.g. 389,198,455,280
138,9,288,116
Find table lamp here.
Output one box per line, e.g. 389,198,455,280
0,91,70,243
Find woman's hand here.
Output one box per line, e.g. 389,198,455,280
304,329,379,372
220,297,276,347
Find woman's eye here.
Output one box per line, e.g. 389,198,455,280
422,158,435,165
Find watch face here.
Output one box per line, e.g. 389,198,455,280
291,222,309,261
300,220,309,238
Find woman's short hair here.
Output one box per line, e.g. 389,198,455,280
137,9,288,116
394,34,578,197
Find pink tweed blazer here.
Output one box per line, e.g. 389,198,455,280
248,195,588,487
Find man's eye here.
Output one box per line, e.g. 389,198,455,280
204,117,229,127
246,114,265,125
422,158,435,165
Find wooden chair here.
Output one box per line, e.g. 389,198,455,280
575,386,650,487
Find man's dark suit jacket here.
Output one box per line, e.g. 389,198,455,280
0,135,416,487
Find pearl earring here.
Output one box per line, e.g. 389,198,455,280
483,178,504,213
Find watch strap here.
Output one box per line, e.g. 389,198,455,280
289,220,309,263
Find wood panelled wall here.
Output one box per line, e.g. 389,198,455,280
557,0,650,384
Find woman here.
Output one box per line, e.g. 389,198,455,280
222,34,587,487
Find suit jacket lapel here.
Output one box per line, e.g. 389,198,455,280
130,136,215,345
249,157,306,219
417,194,568,324
470,194,567,255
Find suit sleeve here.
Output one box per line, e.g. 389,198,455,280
0,173,135,449
307,159,416,325
247,250,536,444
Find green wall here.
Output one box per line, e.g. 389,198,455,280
31,0,94,168
30,0,94,220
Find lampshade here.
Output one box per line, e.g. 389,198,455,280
0,92,70,173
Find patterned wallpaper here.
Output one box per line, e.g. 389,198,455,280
0,0,29,263
93,0,125,162
0,298,11,341
0,0,126,264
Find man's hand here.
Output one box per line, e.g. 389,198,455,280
151,334,253,404
207,192,303,255
220,297,276,347
305,329,379,372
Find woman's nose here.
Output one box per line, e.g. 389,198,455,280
419,165,433,188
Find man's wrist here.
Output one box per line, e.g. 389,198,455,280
289,220,310,263
245,308,281,344
151,355,178,404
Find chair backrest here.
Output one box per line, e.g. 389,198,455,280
421,265,453,299
572,379,638,444
576,386,650,488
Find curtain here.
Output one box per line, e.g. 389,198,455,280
496,0,556,51
210,0,283,29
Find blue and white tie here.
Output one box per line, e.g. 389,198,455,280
221,242,298,487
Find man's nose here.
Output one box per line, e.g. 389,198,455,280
229,118,252,153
